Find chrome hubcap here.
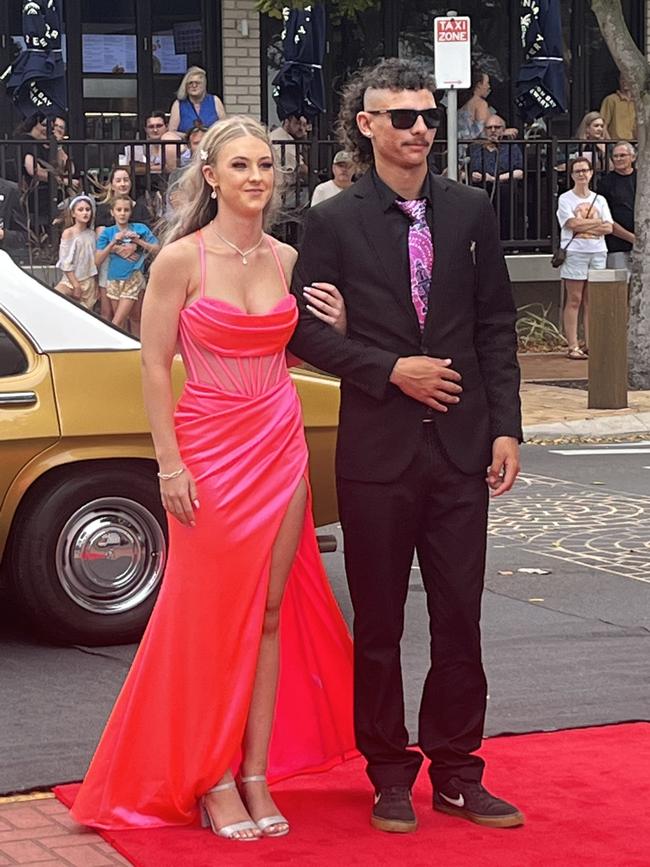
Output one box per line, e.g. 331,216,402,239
55,497,166,615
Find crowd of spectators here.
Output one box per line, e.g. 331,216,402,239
0,63,639,346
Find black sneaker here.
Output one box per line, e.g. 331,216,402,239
371,786,417,833
434,778,524,828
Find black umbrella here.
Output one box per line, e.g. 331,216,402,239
515,0,567,122
272,5,326,121
5,0,67,118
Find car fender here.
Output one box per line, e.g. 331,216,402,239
0,438,157,567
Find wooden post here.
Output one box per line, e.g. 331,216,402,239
587,268,628,409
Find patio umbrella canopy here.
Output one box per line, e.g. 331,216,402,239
272,4,326,121
515,0,567,122
5,0,67,118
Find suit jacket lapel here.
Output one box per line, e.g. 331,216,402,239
424,174,454,335
353,172,420,330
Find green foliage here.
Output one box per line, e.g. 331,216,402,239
256,0,378,21
516,303,567,352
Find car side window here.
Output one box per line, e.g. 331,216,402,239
0,326,28,376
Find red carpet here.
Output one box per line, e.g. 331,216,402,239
56,723,649,866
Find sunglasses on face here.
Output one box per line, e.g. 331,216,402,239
366,108,443,129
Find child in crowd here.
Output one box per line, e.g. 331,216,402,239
95,166,152,321
54,194,98,310
96,194,159,335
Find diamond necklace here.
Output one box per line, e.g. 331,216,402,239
211,223,265,265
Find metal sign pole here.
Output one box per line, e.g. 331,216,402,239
445,9,458,181
447,83,458,181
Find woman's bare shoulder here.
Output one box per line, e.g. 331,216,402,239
269,238,298,268
149,235,198,284
61,227,75,240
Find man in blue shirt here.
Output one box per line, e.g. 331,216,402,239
469,117,524,242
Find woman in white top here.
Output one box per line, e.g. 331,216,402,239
556,157,613,359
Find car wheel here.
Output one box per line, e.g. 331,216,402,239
11,464,167,646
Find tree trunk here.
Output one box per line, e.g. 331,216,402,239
591,0,650,389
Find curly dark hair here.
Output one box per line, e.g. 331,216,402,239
336,58,436,169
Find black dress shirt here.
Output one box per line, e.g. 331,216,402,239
371,168,434,303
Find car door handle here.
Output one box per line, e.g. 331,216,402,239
0,391,38,406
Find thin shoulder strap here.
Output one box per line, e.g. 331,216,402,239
265,236,289,295
196,229,207,297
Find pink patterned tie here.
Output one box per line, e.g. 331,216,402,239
395,198,433,330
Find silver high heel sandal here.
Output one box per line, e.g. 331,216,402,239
240,775,290,837
199,780,260,841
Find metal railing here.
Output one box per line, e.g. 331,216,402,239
0,136,625,276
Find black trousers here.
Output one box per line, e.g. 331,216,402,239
337,422,489,790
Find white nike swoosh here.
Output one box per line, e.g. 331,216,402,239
440,792,464,808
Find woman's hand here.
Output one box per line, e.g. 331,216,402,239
303,282,347,335
159,468,199,528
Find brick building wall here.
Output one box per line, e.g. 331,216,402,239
221,0,262,119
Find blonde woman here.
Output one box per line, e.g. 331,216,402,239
71,116,354,841
168,66,226,133
574,111,612,173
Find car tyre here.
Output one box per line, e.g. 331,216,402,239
10,464,167,646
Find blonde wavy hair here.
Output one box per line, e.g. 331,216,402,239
176,66,207,102
163,116,280,245
575,111,611,141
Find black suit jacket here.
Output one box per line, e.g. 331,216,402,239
288,170,522,483
0,179,27,251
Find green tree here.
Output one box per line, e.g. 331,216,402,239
591,0,649,389
256,0,378,20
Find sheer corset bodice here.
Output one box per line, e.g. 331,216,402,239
178,295,297,397
177,231,297,397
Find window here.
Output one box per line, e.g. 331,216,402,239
0,327,28,377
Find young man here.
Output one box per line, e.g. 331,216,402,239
289,58,523,833
120,112,169,176
311,150,355,206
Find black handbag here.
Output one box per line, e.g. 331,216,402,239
552,193,598,269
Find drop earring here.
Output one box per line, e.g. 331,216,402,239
210,186,217,200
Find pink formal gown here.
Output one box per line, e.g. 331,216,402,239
71,231,355,829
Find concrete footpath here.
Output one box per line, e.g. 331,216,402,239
519,352,650,440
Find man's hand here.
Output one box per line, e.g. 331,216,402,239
389,357,462,412
486,436,520,496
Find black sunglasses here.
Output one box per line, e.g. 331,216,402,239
366,108,443,130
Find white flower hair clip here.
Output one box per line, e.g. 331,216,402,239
200,148,208,162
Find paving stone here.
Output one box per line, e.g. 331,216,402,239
0,829,68,845
51,846,113,867
38,832,95,848
0,809,52,830
0,840,53,863
33,804,66,817
17,862,70,867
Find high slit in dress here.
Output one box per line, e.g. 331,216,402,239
71,231,355,829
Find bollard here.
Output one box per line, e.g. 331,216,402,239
587,268,628,409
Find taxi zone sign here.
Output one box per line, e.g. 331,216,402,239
436,17,469,42
434,16,471,89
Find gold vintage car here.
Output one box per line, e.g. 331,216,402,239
0,252,340,646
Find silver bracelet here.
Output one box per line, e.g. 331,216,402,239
157,466,185,480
